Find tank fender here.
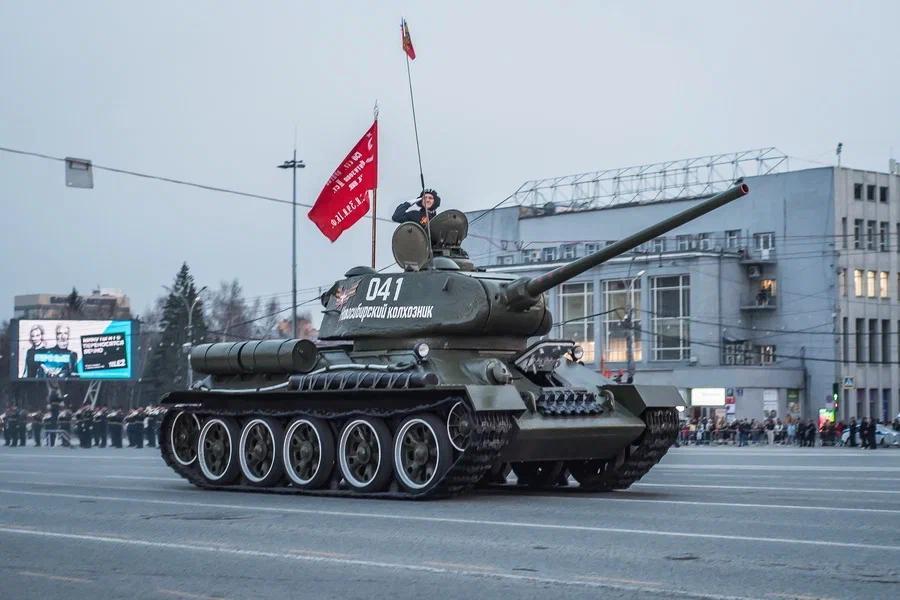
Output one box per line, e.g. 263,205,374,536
464,384,526,413
604,384,683,416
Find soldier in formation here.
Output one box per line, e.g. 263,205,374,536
125,407,145,448
108,408,124,448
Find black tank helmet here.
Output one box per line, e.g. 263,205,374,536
416,188,441,210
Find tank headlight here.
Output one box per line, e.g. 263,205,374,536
571,346,584,361
676,405,686,413
414,342,431,361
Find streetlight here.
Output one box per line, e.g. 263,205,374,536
163,284,207,388
278,151,306,339
623,269,645,382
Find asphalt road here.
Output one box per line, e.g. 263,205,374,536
0,443,897,600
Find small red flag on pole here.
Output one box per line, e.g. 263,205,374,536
401,18,416,60
308,121,378,242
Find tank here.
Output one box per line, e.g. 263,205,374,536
159,182,750,498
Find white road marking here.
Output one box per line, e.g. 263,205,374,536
4,478,900,516
19,570,92,584
104,475,176,481
0,488,897,552
647,471,891,482
654,464,900,472
0,524,760,600
0,452,160,461
158,588,227,600
633,482,900,495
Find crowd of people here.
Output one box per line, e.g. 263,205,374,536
1,401,166,449
679,415,900,448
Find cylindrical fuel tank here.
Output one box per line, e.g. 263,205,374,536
190,339,318,375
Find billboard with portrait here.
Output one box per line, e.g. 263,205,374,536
12,320,134,380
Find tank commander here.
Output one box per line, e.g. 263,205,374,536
392,188,440,227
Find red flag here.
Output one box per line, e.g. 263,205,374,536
401,18,416,60
308,121,378,242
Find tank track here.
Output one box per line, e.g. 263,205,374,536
574,407,680,492
159,395,514,500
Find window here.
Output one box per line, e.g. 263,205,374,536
842,317,848,364
880,222,889,251
602,279,642,362
676,235,691,251
880,186,889,203
651,238,665,253
869,319,878,363
867,270,876,297
882,320,890,364
725,230,740,249
854,269,864,297
697,233,712,250
839,269,847,297
584,242,599,255
561,244,577,260
897,224,900,253
759,345,776,365
542,247,558,262
866,220,876,250
855,318,865,362
498,255,514,266
853,219,863,249
841,218,847,249
854,183,863,200
880,271,889,298
757,279,777,304
523,249,540,263
558,282,595,362
753,232,775,250
651,275,690,360
867,184,876,201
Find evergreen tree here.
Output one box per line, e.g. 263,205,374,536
63,287,84,319
144,263,208,398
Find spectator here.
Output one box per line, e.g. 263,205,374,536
765,418,775,445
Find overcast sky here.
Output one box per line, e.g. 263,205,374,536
1,1,898,324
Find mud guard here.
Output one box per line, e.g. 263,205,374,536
464,385,527,413
604,384,683,418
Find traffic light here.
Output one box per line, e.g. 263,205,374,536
832,382,840,411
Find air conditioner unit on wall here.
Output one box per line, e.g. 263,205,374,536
747,265,761,279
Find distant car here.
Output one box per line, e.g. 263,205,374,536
840,424,900,447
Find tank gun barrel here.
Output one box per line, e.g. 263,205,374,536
505,183,750,309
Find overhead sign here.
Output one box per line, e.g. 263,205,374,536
691,387,725,407
13,320,134,380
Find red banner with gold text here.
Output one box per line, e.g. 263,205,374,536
308,121,378,242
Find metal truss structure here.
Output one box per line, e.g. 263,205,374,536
511,148,788,212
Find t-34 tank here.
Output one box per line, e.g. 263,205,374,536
160,182,749,498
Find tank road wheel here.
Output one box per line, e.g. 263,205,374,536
512,461,565,489
239,418,285,487
284,417,335,490
170,411,201,467
198,417,241,484
568,448,628,492
394,414,453,494
446,401,472,452
338,418,393,493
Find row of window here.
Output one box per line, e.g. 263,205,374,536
505,231,776,265
557,275,692,363
853,183,890,203
842,269,893,299
842,317,898,364
842,219,900,252
722,342,777,365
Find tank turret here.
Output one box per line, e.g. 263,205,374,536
316,183,749,345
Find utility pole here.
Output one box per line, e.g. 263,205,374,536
278,151,306,338
164,284,207,388
624,270,645,382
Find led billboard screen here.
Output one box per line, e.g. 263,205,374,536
13,320,134,380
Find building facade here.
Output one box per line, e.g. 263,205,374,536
466,165,900,422
14,288,132,320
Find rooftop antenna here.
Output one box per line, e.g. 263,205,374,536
836,142,843,167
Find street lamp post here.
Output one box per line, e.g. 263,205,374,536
278,151,306,339
624,269,645,382
164,284,207,388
